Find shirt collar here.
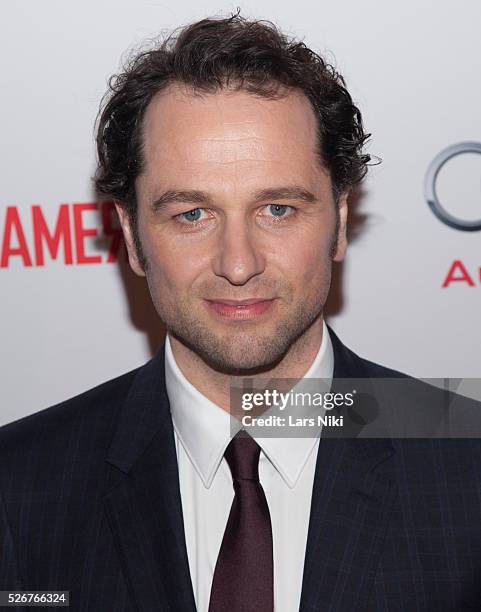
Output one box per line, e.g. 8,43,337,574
165,320,334,489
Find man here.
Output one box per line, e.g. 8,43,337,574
1,13,481,612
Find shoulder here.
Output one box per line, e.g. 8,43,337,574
0,366,142,465
327,324,409,380
352,352,410,380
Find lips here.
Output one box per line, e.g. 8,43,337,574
207,298,273,306
204,298,276,319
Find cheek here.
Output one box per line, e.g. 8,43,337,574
275,230,333,284
144,235,210,296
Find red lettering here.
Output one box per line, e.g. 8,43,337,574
73,203,102,264
442,259,475,287
32,204,73,266
0,207,33,268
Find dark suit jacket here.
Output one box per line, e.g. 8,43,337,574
1,328,481,611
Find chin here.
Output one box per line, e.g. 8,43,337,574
202,353,285,376
196,336,290,375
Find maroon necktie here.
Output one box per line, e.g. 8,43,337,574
208,432,274,612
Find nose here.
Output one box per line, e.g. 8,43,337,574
211,217,265,285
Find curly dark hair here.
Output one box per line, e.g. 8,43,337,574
94,12,371,265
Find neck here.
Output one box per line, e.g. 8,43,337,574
168,318,325,412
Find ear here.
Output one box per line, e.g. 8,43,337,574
114,202,146,277
333,190,348,262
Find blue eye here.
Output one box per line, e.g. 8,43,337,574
179,208,203,222
268,204,290,217
264,204,296,221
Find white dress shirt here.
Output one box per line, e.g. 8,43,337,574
164,321,334,612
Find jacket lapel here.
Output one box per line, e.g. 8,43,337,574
299,326,397,611
104,347,196,612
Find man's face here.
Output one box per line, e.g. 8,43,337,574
116,84,347,374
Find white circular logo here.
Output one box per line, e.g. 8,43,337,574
424,142,481,231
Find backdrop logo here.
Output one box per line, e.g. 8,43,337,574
0,202,125,268
425,142,481,288
424,141,481,231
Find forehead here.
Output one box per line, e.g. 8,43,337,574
139,82,327,192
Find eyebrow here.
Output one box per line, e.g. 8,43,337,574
150,186,317,212
253,187,317,204
151,190,212,211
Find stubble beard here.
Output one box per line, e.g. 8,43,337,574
148,269,332,376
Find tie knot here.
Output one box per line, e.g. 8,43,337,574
224,432,261,482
